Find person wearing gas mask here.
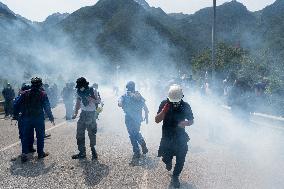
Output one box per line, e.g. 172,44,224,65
13,77,55,163
118,81,149,164
72,77,100,160
2,83,15,118
155,84,194,188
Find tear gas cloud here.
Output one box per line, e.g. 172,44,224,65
0,4,283,188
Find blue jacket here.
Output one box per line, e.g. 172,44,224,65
13,88,54,121
120,91,145,122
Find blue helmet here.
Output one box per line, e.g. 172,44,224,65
21,83,31,91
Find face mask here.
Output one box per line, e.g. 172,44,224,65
80,87,85,91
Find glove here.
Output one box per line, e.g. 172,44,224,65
162,103,170,113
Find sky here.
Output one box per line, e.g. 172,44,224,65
1,0,276,22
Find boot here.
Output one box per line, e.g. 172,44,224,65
91,148,98,161
72,152,86,159
38,152,49,159
171,175,180,188
21,154,28,163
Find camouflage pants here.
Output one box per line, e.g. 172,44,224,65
76,111,97,154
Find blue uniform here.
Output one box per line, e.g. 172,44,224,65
14,88,54,156
13,96,34,151
2,87,15,116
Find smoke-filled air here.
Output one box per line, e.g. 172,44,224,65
0,0,283,189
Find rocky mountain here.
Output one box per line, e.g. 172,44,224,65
1,0,284,74
51,0,192,68
40,12,70,28
134,0,150,9
0,2,15,18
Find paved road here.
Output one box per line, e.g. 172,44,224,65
0,88,283,189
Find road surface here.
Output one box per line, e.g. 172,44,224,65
0,88,283,189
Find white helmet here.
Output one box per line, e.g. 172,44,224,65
168,84,183,102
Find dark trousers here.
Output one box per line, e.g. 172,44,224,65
4,100,13,116
125,116,145,154
22,116,45,155
159,138,188,176
76,111,97,154
18,117,34,150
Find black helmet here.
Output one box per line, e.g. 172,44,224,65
126,81,135,92
76,77,89,89
31,77,43,88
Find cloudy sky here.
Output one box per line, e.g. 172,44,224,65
1,0,276,22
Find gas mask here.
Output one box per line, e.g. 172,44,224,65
80,87,85,92
172,101,181,110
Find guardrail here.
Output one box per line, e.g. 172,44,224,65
0,100,4,114
222,105,284,126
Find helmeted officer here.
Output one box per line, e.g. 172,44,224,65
118,81,149,163
2,83,15,118
14,77,55,163
72,77,100,160
155,84,194,188
13,83,36,156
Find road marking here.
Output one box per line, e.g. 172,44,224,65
0,121,66,153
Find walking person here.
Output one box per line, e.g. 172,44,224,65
155,84,194,188
118,81,149,164
72,77,100,160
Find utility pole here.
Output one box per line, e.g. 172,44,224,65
212,0,217,82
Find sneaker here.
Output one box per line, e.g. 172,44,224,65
92,150,98,161
21,154,28,163
71,153,86,160
129,152,141,165
38,152,49,159
44,134,51,138
171,175,180,188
